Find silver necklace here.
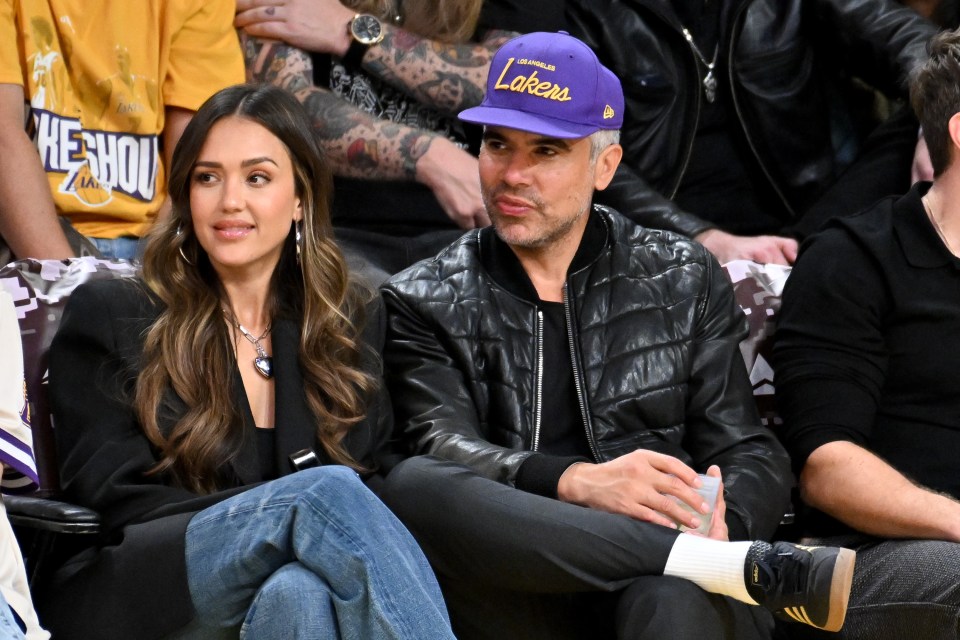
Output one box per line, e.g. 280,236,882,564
225,310,273,379
922,194,959,257
682,27,719,103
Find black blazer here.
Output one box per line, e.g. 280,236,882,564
42,278,391,640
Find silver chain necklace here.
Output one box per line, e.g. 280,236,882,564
682,27,719,103
923,194,960,258
225,310,273,379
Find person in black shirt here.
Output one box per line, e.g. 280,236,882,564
775,28,960,640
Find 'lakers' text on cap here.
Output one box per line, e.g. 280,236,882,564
459,31,624,139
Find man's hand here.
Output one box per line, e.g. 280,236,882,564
416,138,489,229
557,450,713,530
695,228,798,266
911,134,934,185
235,0,355,56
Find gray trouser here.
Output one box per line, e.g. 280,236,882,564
783,535,960,640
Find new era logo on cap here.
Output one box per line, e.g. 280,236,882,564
460,31,624,139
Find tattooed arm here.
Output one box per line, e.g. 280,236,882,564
361,27,515,115
235,0,517,115
243,35,488,228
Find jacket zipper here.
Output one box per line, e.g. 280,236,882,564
563,285,601,462
532,310,544,452
669,28,704,199
725,1,795,217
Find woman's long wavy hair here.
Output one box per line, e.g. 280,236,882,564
136,84,373,493
346,0,482,43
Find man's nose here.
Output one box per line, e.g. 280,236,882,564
501,152,533,186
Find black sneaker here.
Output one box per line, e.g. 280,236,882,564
744,541,856,632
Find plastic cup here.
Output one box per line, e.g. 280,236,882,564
671,474,721,535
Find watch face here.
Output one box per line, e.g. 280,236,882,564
351,14,383,45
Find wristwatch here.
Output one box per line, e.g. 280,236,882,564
343,14,385,69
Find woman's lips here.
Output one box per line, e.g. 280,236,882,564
213,222,254,240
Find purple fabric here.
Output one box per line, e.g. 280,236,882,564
0,258,138,493
459,31,624,138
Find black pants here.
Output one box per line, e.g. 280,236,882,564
381,456,775,640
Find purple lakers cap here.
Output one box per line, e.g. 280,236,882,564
460,31,624,138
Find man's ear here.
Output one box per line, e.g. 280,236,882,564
594,144,623,191
948,112,960,154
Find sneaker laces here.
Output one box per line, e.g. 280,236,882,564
754,548,809,597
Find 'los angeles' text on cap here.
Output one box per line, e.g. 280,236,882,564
459,31,624,139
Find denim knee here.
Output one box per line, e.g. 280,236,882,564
242,563,337,640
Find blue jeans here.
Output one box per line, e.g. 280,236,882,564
0,595,25,640
176,466,453,640
87,236,142,261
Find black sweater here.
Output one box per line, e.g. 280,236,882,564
774,183,960,534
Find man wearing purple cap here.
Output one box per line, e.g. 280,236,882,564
380,31,854,639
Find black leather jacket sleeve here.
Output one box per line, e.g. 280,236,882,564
381,287,536,485
684,258,793,540
812,0,937,95
596,164,716,239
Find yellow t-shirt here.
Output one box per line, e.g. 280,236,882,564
0,0,245,238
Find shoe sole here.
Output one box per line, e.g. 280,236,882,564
822,548,856,632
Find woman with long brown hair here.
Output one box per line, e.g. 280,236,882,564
43,84,454,640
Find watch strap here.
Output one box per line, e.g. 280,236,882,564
342,37,369,70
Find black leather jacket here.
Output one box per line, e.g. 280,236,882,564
382,206,792,540
567,0,936,235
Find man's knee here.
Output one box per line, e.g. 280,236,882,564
381,456,466,515
617,576,716,632
616,576,769,640
854,538,960,605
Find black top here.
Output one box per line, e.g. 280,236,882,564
672,0,785,234
311,55,475,231
477,0,566,34
537,301,591,459
256,428,278,481
774,183,960,534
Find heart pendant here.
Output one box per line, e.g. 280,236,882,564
254,356,273,379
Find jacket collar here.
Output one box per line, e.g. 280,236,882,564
893,181,960,270
478,205,610,304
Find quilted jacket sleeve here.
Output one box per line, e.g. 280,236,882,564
683,257,793,541
381,285,536,486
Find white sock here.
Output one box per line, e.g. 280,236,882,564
662,534,758,605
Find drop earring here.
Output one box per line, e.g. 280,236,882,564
295,220,303,266
176,224,194,266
